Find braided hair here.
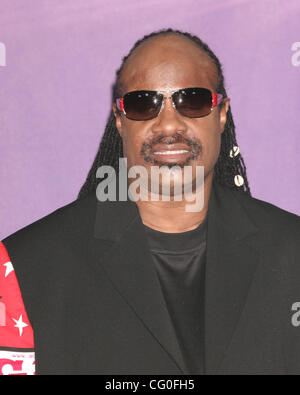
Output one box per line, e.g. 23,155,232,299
78,28,251,199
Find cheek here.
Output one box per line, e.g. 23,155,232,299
193,117,222,164
120,124,147,165
205,129,221,160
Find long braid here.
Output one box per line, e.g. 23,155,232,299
78,28,251,199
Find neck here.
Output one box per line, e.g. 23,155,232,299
134,170,214,233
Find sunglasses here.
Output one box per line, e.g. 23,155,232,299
116,87,223,121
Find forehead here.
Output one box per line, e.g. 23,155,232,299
120,34,219,94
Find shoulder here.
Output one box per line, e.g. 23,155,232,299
220,183,300,239
4,193,96,240
1,193,99,320
2,193,97,272
219,183,300,291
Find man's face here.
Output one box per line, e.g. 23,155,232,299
112,34,230,194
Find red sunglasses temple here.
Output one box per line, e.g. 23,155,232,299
116,93,223,113
116,98,124,112
212,93,223,107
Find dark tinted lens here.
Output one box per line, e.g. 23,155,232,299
173,87,212,118
123,91,162,121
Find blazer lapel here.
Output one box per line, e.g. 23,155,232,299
87,174,260,375
89,190,189,374
204,178,260,374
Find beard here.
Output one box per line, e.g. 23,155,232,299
140,132,202,169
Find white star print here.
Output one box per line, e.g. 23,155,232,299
13,315,28,336
3,261,14,278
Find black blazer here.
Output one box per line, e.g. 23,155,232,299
3,177,300,375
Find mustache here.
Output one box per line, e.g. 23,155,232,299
140,132,202,167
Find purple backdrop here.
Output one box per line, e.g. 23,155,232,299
0,0,299,239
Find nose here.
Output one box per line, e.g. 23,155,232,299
151,96,188,136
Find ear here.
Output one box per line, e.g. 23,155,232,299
112,103,123,137
219,98,230,134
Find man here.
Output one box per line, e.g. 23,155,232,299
1,28,300,375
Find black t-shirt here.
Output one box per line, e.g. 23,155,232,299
143,215,208,375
